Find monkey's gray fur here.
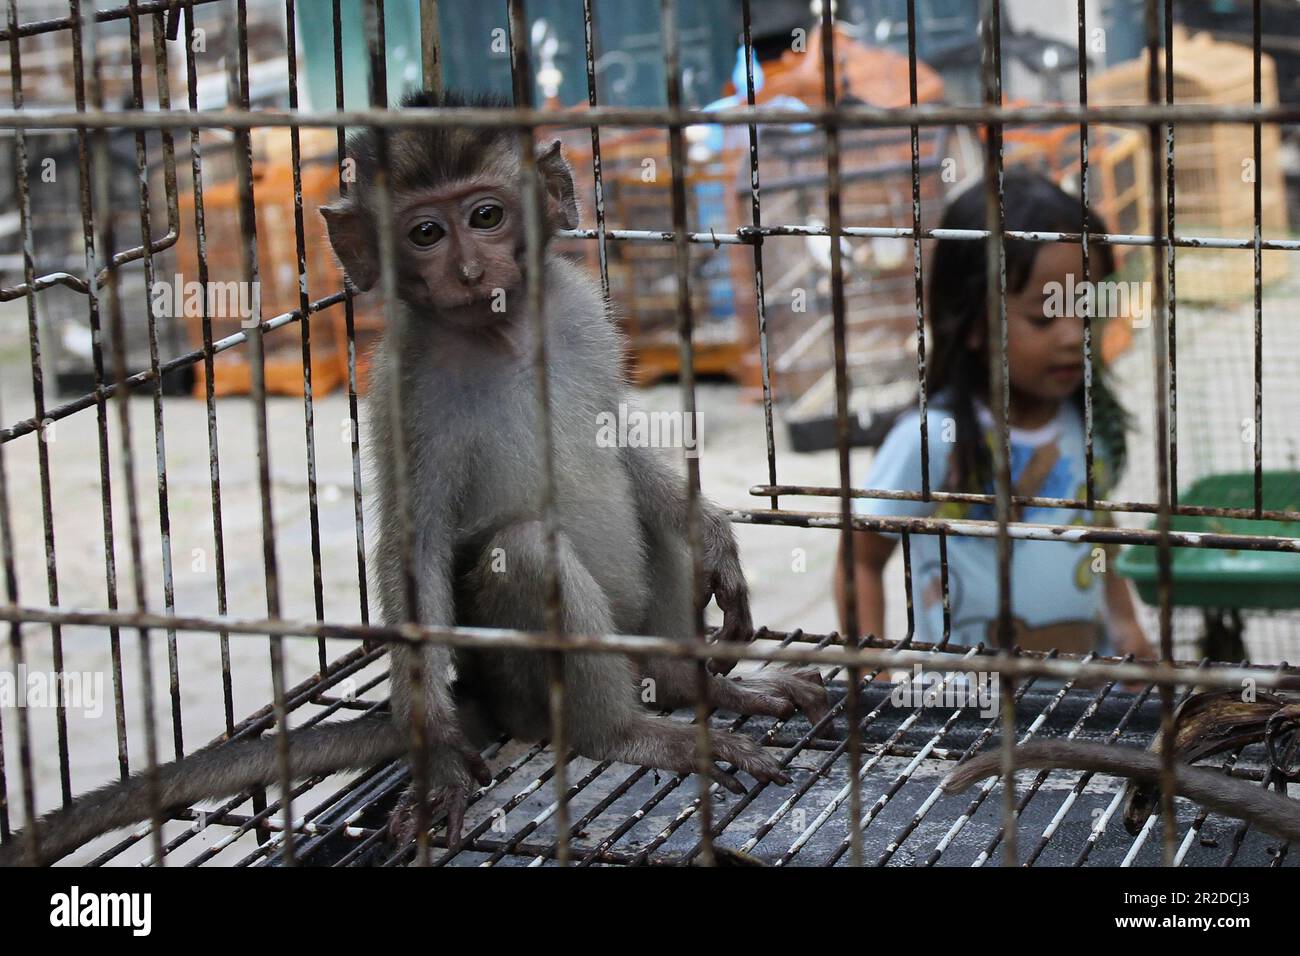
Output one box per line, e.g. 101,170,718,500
0,91,827,866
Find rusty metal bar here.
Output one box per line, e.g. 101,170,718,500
506,0,571,867
81,0,165,867
7,103,1300,132
283,0,328,671
1077,0,1095,507
361,0,434,867
226,0,293,863
9,0,73,807
747,483,1300,523
817,0,864,870
68,0,130,782
660,0,716,868
333,0,369,626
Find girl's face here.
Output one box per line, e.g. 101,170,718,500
968,241,1087,424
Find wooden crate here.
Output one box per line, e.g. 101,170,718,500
555,129,748,386
1091,27,1290,302
174,130,382,397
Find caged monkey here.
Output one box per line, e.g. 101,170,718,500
0,91,829,866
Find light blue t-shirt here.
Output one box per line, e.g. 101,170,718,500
855,398,1112,650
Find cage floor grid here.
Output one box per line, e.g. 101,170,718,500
67,647,1298,868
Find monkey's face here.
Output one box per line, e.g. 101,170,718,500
321,138,579,329
392,182,525,323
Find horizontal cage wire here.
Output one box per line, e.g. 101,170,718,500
0,0,1296,869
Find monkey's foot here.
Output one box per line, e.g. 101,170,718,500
722,666,834,735
700,729,792,794
387,782,475,848
386,746,493,849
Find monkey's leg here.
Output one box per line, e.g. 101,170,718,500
385,639,494,848
634,519,832,731
621,444,753,672
459,521,791,794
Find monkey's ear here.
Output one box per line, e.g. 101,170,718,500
320,200,379,292
536,139,579,231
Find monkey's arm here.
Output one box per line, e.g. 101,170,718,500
0,717,408,867
941,740,1300,843
620,442,753,653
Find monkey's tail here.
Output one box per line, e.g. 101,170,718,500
0,716,407,867
941,740,1300,843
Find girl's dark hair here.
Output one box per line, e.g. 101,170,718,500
926,169,1130,495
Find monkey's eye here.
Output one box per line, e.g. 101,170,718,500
408,221,444,247
468,203,504,229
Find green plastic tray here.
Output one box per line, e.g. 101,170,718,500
1114,471,1300,610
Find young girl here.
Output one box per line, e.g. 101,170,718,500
835,171,1154,658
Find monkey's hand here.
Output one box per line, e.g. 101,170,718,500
387,738,493,850
699,505,753,676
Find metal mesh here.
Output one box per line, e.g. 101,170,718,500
0,0,1297,867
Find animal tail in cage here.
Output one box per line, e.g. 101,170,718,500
0,715,405,867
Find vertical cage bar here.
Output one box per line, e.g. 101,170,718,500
1252,0,1263,515
127,0,184,759
283,0,329,672
740,0,778,509
81,0,165,865
69,0,131,781
1143,0,1178,867
978,0,1018,866
1,0,37,856
420,0,441,94
817,0,863,868
227,0,294,863
660,0,716,866
10,0,72,807
581,0,609,302
1162,0,1178,511
183,0,236,735
334,0,370,626
506,0,570,867
1076,0,1095,507
906,0,929,504
363,0,438,868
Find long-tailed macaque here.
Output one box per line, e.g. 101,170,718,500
0,91,828,866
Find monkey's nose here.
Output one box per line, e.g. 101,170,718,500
457,262,485,286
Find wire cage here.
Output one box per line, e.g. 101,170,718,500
0,0,1298,870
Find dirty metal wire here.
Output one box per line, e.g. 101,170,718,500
976,0,1020,866
506,0,571,867
0,0,1296,868
225,0,294,863
181,0,235,736
129,2,185,761
7,102,1300,130
361,0,436,867
68,0,130,780
8,0,72,807
333,0,370,626
739,0,778,511
660,0,718,868
1076,0,1096,508
83,0,165,867
283,0,328,671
